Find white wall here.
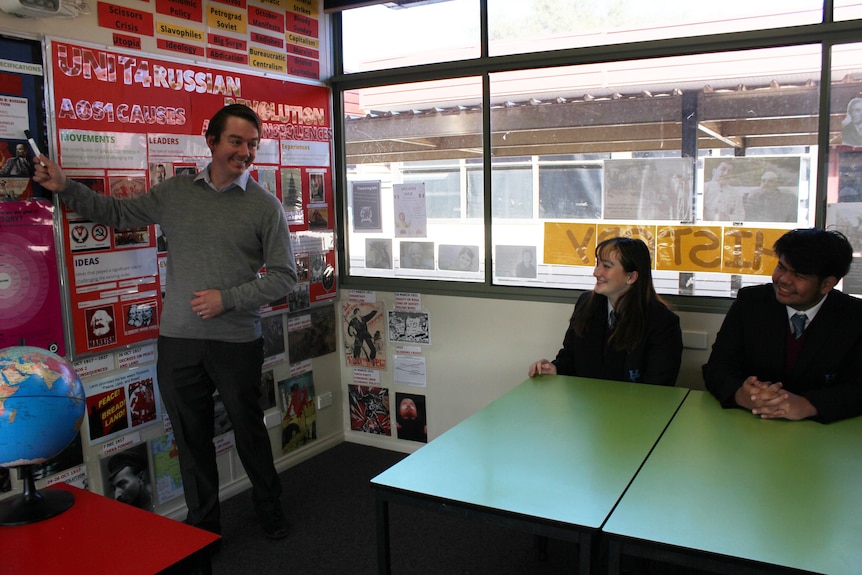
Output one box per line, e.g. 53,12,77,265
341,292,725,452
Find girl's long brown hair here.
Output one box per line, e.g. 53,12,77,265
572,237,669,351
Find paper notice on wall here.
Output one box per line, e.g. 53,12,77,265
394,355,426,388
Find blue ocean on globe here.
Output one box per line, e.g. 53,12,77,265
0,346,86,467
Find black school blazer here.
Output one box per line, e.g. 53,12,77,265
552,291,682,386
703,284,862,423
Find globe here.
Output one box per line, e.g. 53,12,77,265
0,345,85,525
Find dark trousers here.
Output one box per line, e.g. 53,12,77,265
157,336,281,532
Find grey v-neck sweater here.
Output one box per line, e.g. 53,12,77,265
60,167,297,343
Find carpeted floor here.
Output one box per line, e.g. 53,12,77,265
210,441,584,575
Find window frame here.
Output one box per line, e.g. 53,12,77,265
329,2,861,314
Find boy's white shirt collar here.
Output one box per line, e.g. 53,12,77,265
786,291,828,324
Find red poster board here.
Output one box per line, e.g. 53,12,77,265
48,40,334,357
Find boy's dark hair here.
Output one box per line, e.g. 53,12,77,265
773,228,853,280
205,104,262,143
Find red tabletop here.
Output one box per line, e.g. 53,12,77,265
1,483,219,574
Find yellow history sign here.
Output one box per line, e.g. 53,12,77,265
543,223,787,276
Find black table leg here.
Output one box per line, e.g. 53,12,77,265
375,493,391,575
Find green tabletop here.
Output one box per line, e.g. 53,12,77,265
372,375,688,528
603,390,862,574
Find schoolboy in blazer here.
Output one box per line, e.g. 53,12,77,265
704,228,862,423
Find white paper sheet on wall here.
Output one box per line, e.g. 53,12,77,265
394,355,426,387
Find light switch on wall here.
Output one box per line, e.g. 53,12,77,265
682,331,709,350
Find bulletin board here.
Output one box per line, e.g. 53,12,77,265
45,38,334,358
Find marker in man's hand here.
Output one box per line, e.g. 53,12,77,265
24,130,46,167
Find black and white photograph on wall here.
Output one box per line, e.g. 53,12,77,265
539,164,603,219
399,241,435,270
678,272,695,295
702,156,801,222
261,313,286,367
838,151,862,203
841,97,862,147
827,202,862,259
288,304,337,363
288,281,310,312
841,257,862,295
148,162,170,186
296,255,310,282
742,171,799,222
366,238,392,269
437,244,480,272
387,310,431,345
395,392,428,443
702,159,743,221
495,245,537,278
101,443,154,512
309,253,326,283
604,158,693,220
730,274,743,298
351,180,382,232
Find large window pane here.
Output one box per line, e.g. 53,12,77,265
345,79,485,282
539,162,604,219
489,46,820,293
341,0,479,73
835,1,862,21
403,162,462,218
469,162,534,220
826,42,862,296
489,0,823,57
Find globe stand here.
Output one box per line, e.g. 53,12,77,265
0,465,75,526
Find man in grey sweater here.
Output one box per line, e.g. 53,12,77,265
33,104,297,541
